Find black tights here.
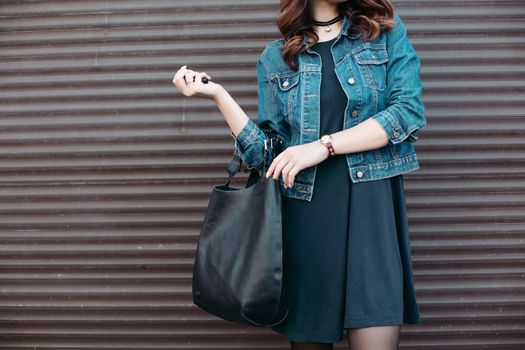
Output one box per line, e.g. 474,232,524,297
290,325,401,350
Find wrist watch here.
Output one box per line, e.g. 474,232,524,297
320,134,336,157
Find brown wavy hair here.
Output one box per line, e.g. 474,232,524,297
277,0,395,71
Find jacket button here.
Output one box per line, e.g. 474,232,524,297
356,171,364,178
351,111,358,117
282,80,289,88
347,77,355,84
393,131,400,137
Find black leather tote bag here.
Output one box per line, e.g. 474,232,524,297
192,134,288,327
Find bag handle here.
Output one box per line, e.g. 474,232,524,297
224,131,284,187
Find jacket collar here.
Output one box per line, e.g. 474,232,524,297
302,14,360,47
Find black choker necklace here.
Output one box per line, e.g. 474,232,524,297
311,14,343,32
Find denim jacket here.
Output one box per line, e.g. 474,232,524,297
231,13,426,201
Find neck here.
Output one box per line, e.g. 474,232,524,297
310,1,340,22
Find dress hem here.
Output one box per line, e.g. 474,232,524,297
274,312,421,344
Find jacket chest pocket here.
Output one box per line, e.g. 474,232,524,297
354,46,388,91
270,72,301,117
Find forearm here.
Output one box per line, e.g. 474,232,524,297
213,86,251,137
213,85,268,168
330,118,390,155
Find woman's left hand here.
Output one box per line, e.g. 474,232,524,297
266,140,329,188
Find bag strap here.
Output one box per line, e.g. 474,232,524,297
224,131,284,186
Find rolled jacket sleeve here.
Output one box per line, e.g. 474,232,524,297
230,50,291,168
370,13,427,145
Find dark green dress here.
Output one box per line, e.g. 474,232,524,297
270,36,420,343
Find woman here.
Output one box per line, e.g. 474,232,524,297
173,0,426,349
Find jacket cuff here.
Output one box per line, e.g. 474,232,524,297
230,118,260,150
371,110,421,145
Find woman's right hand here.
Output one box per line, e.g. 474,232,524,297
172,65,224,100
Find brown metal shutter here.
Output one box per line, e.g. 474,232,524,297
0,1,523,349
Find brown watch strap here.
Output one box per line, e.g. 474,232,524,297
325,141,336,157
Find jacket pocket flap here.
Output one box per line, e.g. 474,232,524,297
272,72,300,91
354,47,388,65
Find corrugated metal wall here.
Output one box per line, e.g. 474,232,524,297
0,0,523,349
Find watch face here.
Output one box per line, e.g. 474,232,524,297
321,135,331,143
